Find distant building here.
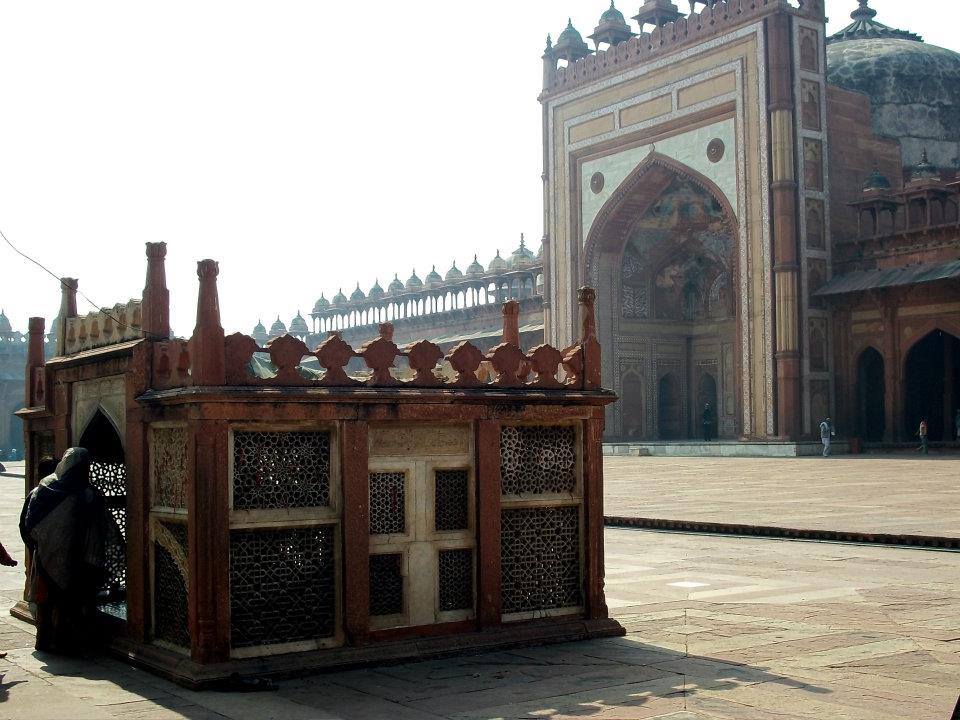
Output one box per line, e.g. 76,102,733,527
0,310,54,456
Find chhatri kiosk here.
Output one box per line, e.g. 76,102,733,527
16,243,619,685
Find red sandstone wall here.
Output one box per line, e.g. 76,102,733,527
826,85,902,242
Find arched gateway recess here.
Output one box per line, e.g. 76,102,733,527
856,347,885,442
585,154,739,440
79,409,127,616
904,330,960,441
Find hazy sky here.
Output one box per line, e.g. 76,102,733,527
0,1,954,335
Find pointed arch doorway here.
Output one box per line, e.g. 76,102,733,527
585,154,741,441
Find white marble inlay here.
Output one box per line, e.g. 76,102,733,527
669,581,711,589
580,118,738,242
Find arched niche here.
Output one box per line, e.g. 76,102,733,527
584,153,740,440
903,329,960,441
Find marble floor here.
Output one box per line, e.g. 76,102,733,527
604,454,960,537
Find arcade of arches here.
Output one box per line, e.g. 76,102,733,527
590,169,738,441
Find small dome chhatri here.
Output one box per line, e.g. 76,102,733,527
829,0,922,44
425,265,443,288
332,288,348,306
0,309,11,335
289,312,309,335
269,316,287,336
368,279,385,299
509,234,536,269
553,18,592,63
388,274,405,294
445,262,464,282
350,283,366,302
909,148,941,185
467,255,485,277
312,294,330,313
488,250,508,273
252,319,267,344
862,166,891,193
590,1,634,49
405,269,423,290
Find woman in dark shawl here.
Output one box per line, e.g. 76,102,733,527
19,448,111,653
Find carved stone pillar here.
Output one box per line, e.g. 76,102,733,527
26,317,45,408
55,278,78,356
190,260,225,386
142,242,170,340
767,13,802,439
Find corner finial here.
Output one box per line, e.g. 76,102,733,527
545,33,552,50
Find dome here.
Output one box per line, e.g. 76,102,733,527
252,320,267,344
909,148,941,184
509,235,536,269
350,283,366,302
445,262,463,282
290,312,309,335
553,19,591,62
425,265,443,288
827,3,960,171
332,288,348,306
406,269,423,291
488,250,507,273
369,279,384,299
862,167,891,193
388,274,405,294
269,316,287,336
466,255,485,276
0,309,11,335
600,1,627,25
312,294,330,313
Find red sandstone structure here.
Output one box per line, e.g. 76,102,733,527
16,244,619,686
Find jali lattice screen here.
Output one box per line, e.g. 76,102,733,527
154,521,189,648
499,425,576,495
229,527,336,648
89,461,127,594
232,431,331,510
500,506,581,614
369,472,406,535
434,469,469,532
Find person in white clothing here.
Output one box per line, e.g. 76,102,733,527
819,417,835,457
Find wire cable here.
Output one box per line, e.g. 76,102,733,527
1,227,165,339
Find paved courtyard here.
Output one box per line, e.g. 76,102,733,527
604,454,960,538
0,464,958,719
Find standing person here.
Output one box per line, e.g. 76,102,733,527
917,419,929,455
18,448,111,654
702,402,716,442
819,417,834,457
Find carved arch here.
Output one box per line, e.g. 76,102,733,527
583,151,738,286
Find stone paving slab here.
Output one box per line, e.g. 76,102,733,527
0,527,957,719
604,454,960,538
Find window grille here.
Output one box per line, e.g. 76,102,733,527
434,469,469,532
153,520,188,648
90,461,127,594
499,426,576,495
368,553,404,616
438,548,473,612
229,526,336,648
369,472,405,535
232,431,331,511
500,506,581,614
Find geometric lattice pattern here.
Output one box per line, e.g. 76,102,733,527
499,425,576,496
369,553,404,616
232,431,331,511
90,461,127,595
500,506,581,614
369,472,405,535
152,426,187,509
438,548,473,612
229,526,336,648
153,529,189,648
434,469,469,532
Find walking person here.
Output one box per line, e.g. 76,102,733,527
819,417,835,457
917,419,929,455
702,402,716,442
19,448,112,654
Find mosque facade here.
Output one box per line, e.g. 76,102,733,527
233,2,955,444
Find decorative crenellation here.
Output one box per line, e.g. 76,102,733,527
63,300,143,356
543,0,822,97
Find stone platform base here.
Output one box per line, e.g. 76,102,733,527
10,601,624,689
603,440,850,458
